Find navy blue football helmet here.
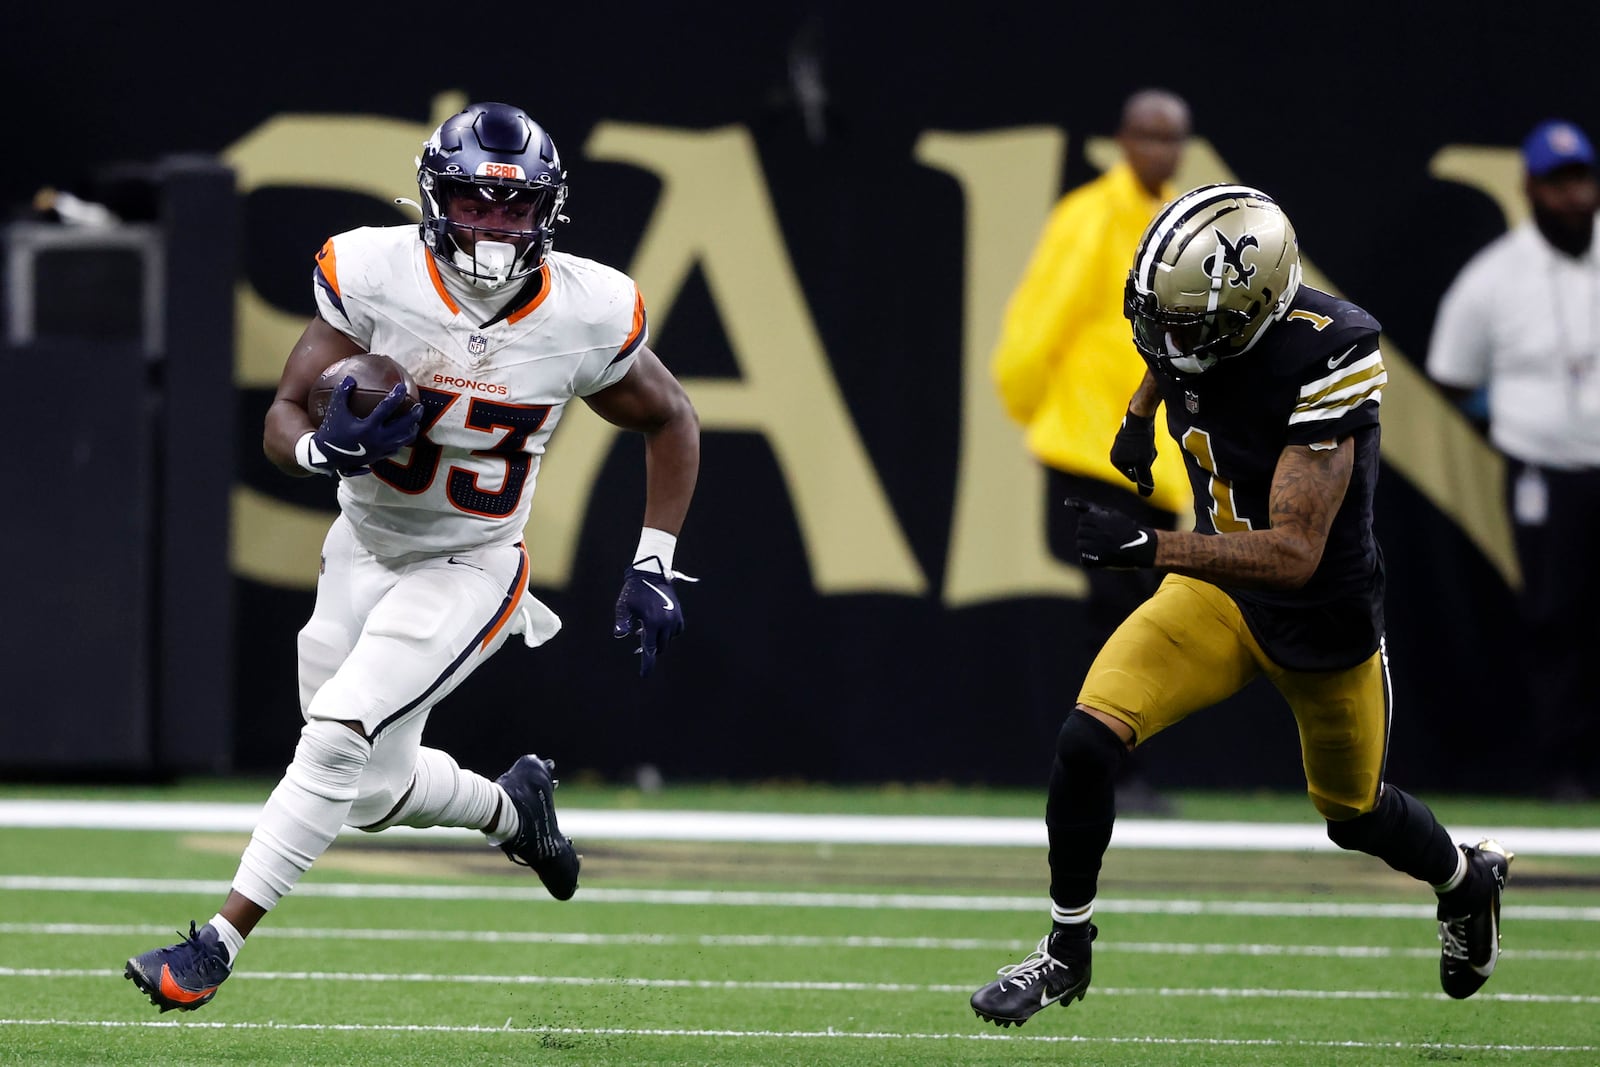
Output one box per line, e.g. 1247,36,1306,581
417,102,568,290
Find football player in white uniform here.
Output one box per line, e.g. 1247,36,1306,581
126,102,700,1013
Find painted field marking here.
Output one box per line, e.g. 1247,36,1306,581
4,922,1596,960
2,875,1596,921
0,1017,1595,1054
4,800,1599,855
2,966,1597,1005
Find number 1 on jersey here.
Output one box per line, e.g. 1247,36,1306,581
1181,427,1254,533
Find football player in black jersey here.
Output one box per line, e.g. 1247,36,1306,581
971,185,1512,1028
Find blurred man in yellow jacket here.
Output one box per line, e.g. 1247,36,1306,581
992,89,1193,810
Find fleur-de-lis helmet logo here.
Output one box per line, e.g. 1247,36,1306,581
1203,229,1259,288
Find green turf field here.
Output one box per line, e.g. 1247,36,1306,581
2,784,1597,1065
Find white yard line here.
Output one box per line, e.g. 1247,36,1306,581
4,966,1598,1005
3,799,1599,854
3,921,1596,959
0,1016,1595,1054
1,875,1596,920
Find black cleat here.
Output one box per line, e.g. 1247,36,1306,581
124,921,232,1013
1437,838,1513,1000
496,754,581,900
971,925,1095,1027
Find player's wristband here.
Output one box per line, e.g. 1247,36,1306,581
632,527,677,577
294,431,333,476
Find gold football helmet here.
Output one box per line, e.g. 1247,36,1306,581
1124,184,1301,373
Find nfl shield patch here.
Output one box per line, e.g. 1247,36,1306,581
1185,390,1200,413
468,334,489,356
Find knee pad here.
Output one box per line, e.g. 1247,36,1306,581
284,719,372,804
1055,708,1127,784
347,718,426,830
235,719,372,910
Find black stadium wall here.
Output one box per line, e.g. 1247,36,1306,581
2,4,1591,793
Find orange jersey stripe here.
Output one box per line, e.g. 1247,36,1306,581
619,286,647,354
425,251,462,317
506,263,552,326
479,544,531,650
315,238,341,297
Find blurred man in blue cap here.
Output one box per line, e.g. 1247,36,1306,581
1426,118,1600,800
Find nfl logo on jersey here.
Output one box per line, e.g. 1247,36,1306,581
1185,390,1200,413
468,334,489,356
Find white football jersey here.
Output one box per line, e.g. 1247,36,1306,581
311,226,646,558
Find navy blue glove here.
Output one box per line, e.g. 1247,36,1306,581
612,568,686,678
1109,410,1157,498
1066,498,1158,569
309,378,424,475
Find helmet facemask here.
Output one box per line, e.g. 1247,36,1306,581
415,102,569,292
421,175,565,291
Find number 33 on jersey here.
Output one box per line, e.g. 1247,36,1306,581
312,226,648,558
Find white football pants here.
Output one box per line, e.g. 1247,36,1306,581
231,513,561,909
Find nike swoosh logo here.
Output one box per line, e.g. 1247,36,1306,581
641,579,675,611
446,557,483,570
158,964,218,1004
1119,531,1150,550
1472,908,1500,977
323,441,367,457
1327,344,1358,369
1039,985,1072,1008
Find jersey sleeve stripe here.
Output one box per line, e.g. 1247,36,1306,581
1290,352,1386,424
1296,351,1384,399
313,239,347,317
1300,369,1387,409
1293,371,1387,414
1288,387,1384,424
609,287,648,366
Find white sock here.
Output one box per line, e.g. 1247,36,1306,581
1051,900,1094,926
207,913,245,966
1432,845,1469,894
232,720,371,910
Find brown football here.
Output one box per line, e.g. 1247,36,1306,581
307,353,420,423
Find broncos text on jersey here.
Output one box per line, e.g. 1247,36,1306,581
310,225,647,559
1148,285,1388,671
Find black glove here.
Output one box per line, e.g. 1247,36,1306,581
309,378,424,475
612,568,686,678
1066,498,1158,569
1109,409,1157,498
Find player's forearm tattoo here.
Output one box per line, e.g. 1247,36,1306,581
1152,439,1353,589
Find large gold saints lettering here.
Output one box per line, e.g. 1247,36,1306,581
581,123,925,595
916,128,1088,604
222,96,1516,593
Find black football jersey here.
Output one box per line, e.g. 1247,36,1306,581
1148,286,1387,671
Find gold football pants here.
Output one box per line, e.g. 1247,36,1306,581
1077,574,1389,820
